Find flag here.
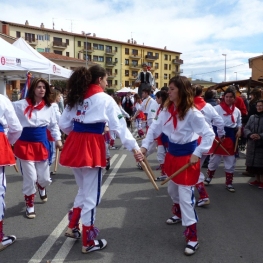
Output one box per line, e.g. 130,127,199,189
21,72,32,99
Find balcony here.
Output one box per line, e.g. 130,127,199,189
145,55,158,61
173,59,184,65
105,50,116,56
172,69,184,74
129,75,137,80
82,47,94,53
26,39,38,46
105,61,117,67
107,73,116,79
52,41,68,49
129,64,141,70
129,52,141,59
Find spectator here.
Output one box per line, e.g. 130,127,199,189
204,89,217,106
240,93,249,112
244,99,263,188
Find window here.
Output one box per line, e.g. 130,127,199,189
16,31,21,38
176,65,179,72
164,74,168,79
66,52,70,57
115,80,118,85
45,48,50,52
164,64,168,70
97,44,104,50
78,41,81,47
115,47,118,52
125,70,129,76
169,55,171,61
132,71,137,77
155,63,159,69
37,48,44,52
44,34,50,41
54,50,62,55
132,60,138,66
98,56,104,62
169,64,171,70
66,39,69,45
53,37,62,42
125,48,129,55
106,57,112,63
93,43,98,50
164,83,167,87
125,81,129,87
155,53,159,59
107,69,112,75
93,55,98,61
132,49,138,55
25,33,35,42
169,74,171,79
86,55,92,61
37,35,44,41
84,42,91,50
115,58,118,63
164,54,168,60
155,82,158,88
155,73,158,79
125,59,129,65
148,62,153,67
176,56,179,59
108,80,112,87
114,69,118,74
106,45,112,52
147,51,153,56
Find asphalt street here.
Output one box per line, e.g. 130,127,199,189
1,132,263,263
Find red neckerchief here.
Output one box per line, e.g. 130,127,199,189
24,98,45,119
84,84,104,99
194,96,206,111
156,105,162,116
220,101,235,123
164,104,178,129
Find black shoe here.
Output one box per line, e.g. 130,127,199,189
82,239,107,253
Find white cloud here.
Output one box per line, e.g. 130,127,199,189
1,0,263,82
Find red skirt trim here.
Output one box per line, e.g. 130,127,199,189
207,137,235,155
59,132,106,168
14,140,49,161
0,134,16,166
164,153,200,186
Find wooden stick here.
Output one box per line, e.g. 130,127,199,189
54,148,60,172
215,139,231,155
234,137,239,153
161,163,192,186
211,139,222,156
143,157,156,181
14,164,19,173
133,149,159,191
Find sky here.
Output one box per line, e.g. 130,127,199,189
1,0,263,83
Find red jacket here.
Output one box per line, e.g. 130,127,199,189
235,96,247,116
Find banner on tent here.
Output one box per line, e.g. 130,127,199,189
1,56,20,66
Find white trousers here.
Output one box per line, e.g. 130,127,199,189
49,141,56,165
0,166,6,220
109,130,116,140
18,159,51,196
157,145,166,164
135,118,143,130
197,155,207,184
208,154,236,173
105,142,110,159
72,167,102,226
167,181,198,226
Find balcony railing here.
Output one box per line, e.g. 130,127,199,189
129,75,137,80
173,59,184,65
129,52,141,59
52,41,68,48
145,55,158,61
172,69,183,74
129,64,141,69
26,39,38,46
107,73,116,79
105,50,116,56
105,61,117,67
82,46,94,53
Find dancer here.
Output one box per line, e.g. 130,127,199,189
141,76,214,255
59,66,143,254
204,87,242,192
0,95,22,251
13,78,62,219
131,94,145,138
192,85,225,206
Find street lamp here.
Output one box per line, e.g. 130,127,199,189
222,54,226,82
234,72,237,80
85,32,91,68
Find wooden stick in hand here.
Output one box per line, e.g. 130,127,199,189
234,137,239,153
143,157,156,181
161,163,192,186
54,148,60,173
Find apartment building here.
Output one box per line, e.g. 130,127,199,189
249,55,263,82
0,20,183,89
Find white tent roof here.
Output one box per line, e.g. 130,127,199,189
13,38,72,80
116,87,132,93
0,37,50,80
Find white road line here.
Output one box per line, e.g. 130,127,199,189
28,154,121,263
49,154,126,262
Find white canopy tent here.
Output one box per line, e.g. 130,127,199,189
116,87,132,93
13,38,72,80
0,37,51,95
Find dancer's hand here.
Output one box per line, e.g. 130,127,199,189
56,140,63,150
190,154,199,164
133,149,144,162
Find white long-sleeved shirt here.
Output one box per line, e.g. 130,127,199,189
13,99,61,141
59,92,139,151
141,96,159,120
135,71,154,86
0,94,22,144
214,104,242,128
142,107,215,158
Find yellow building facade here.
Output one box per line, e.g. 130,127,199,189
0,20,183,90
249,55,263,82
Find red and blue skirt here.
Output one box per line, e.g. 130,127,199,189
164,140,200,186
14,126,51,162
60,122,106,168
0,124,16,166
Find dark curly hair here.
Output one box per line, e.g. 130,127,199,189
26,78,51,106
164,76,194,120
66,65,107,109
